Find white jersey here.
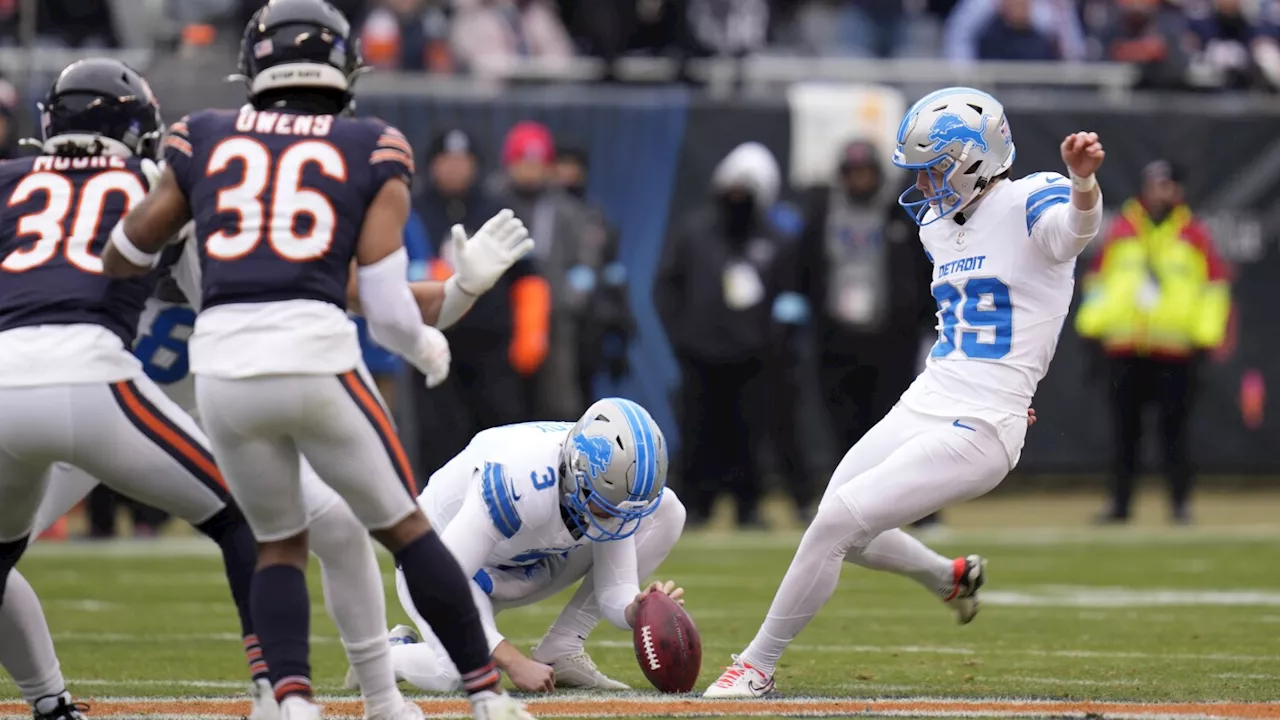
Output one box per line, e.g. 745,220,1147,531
420,421,643,628
422,422,590,568
901,172,1087,422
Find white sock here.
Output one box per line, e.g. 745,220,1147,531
739,500,867,677
847,529,956,598
535,491,687,663
308,502,402,716
390,642,461,692
0,570,66,704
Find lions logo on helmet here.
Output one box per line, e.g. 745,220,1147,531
573,433,614,480
893,87,1016,226
927,113,989,154
559,398,668,541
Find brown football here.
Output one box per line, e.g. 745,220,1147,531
632,591,701,693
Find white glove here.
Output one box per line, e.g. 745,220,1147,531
140,158,164,190
417,324,452,389
452,209,534,296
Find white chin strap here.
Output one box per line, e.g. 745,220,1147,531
42,134,133,158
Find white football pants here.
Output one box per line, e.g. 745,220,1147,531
738,403,1027,676
390,489,687,692
0,377,233,543
196,370,418,541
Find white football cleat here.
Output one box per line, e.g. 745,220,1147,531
278,695,323,720
346,625,421,691
540,650,629,690
945,554,986,625
248,679,280,720
703,655,775,698
470,691,537,720
365,699,426,720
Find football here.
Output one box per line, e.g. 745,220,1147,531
632,590,702,693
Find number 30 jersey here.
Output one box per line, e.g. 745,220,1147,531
901,172,1093,421
163,108,415,378
0,154,168,386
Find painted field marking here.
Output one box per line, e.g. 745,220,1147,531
17,633,1278,663
4,695,1280,720
21,525,1280,560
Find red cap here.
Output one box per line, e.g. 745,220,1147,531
502,121,555,167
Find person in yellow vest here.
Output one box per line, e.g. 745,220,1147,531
1075,160,1231,524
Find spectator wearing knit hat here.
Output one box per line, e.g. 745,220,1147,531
492,121,610,420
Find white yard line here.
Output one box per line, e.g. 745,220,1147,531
23,525,1280,560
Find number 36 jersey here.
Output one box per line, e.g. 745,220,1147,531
901,173,1089,421
163,109,415,378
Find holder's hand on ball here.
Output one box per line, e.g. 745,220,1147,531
626,580,685,627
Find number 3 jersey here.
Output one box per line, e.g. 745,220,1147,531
0,155,171,386
901,173,1095,424
163,109,415,378
421,422,639,578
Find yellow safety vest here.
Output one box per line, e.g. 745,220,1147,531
1075,200,1230,356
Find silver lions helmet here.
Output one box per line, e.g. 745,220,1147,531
559,398,668,541
892,87,1016,225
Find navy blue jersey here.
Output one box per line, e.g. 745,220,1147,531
0,154,166,346
164,109,415,311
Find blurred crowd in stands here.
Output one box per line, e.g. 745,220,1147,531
3,0,1280,90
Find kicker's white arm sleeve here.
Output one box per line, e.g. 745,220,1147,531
1033,189,1104,263
434,275,479,330
591,536,642,630
357,248,435,368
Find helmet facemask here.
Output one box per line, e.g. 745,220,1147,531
557,400,667,542
892,88,1016,226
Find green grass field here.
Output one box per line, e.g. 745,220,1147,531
4,490,1280,719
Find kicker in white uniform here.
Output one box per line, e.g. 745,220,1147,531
354,399,687,694
705,87,1107,697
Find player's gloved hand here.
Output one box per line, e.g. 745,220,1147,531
416,324,452,389
451,209,533,296
140,158,164,190
504,654,555,694
625,580,685,627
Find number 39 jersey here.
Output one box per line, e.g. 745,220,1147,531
0,155,165,386
163,109,415,378
901,172,1084,421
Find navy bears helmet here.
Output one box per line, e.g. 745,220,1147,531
236,0,365,113
38,58,162,158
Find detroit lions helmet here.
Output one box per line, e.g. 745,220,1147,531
893,87,1016,225
559,398,668,542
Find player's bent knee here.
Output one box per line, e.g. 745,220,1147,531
194,503,244,541
0,537,30,601
651,490,687,545
371,508,431,553
308,500,367,561
257,532,309,570
804,499,869,556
